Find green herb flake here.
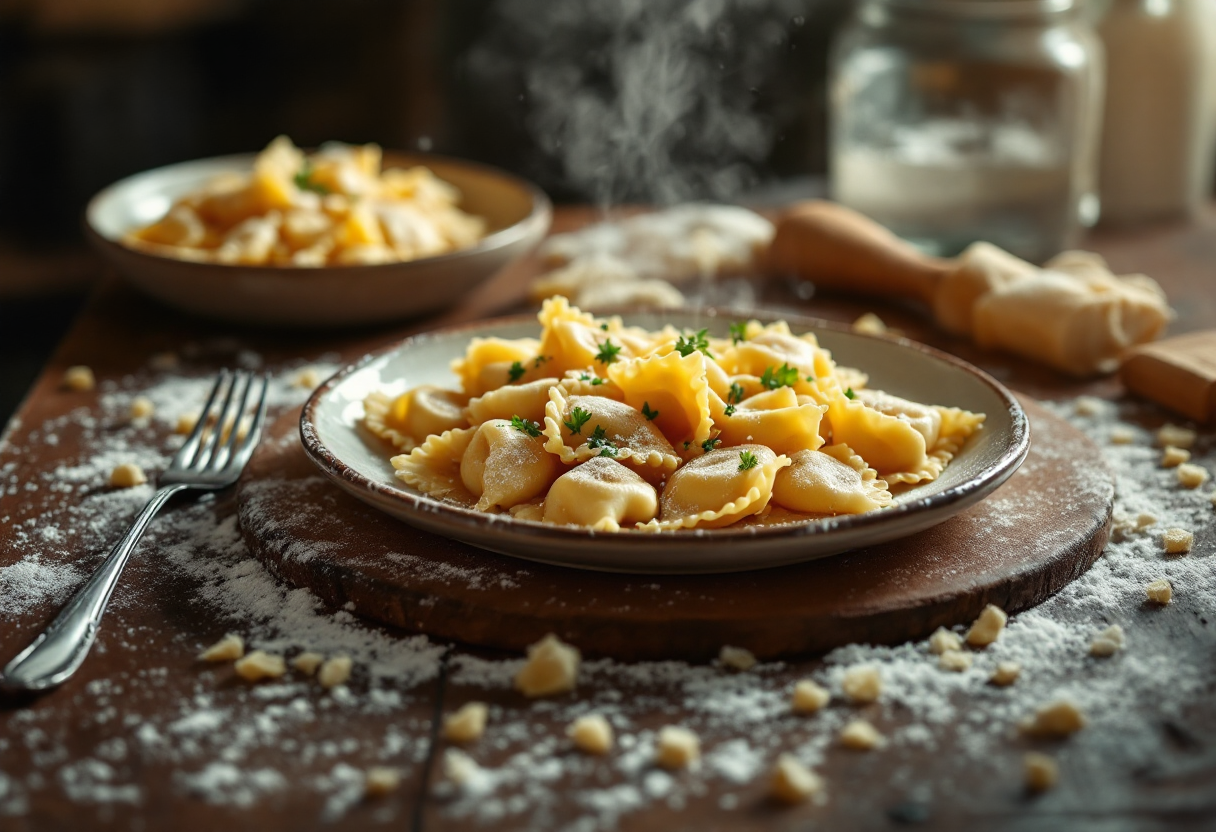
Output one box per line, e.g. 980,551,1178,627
563,406,592,435
729,322,748,345
759,363,800,390
728,382,745,405
683,441,692,449
641,401,660,421
594,339,623,365
738,450,759,471
293,163,330,196
701,436,721,453
600,322,609,331
579,373,607,386
510,415,541,437
845,387,857,400
805,375,815,383
587,424,618,456
533,355,550,369
508,361,526,383
724,404,736,417
674,328,713,359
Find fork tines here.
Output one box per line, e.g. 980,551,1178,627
174,370,269,473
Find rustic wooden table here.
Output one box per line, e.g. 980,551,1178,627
1,207,1213,831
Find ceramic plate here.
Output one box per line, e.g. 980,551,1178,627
300,310,1029,574
85,151,551,328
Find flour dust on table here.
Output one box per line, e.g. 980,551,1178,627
1,342,1213,829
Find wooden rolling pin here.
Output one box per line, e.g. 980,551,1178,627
766,200,1174,376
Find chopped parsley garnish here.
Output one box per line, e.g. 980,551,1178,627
600,322,609,331
683,441,692,449
845,387,857,400
577,373,606,386
594,339,622,365
738,450,759,471
293,163,330,195
729,322,748,345
510,415,541,437
806,375,815,383
641,401,660,421
701,436,721,453
563,406,592,435
724,404,737,417
674,328,713,358
759,363,800,390
508,361,526,383
728,382,745,404
533,355,550,368
587,425,618,456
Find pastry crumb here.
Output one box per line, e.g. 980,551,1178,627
656,725,700,769
839,719,885,750
292,651,325,675
364,767,400,797
1176,463,1209,489
293,367,323,389
1021,700,1086,737
64,365,95,391
1109,425,1136,445
109,463,148,488
198,633,244,662
1024,752,1058,793
567,714,614,755
1089,624,1125,657
443,702,488,743
990,661,1022,686
443,748,482,786
1145,578,1172,605
719,645,757,672
938,650,973,672
1156,423,1197,449
129,396,155,420
928,627,962,655
1161,446,1191,468
966,604,1008,648
852,313,888,336
234,650,286,682
318,654,353,689
791,679,830,714
175,412,200,435
1162,528,1194,555
841,665,882,704
1073,396,1103,416
770,753,823,804
514,633,580,698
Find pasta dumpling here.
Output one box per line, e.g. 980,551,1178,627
460,419,562,512
541,386,680,482
709,387,827,456
647,444,790,530
391,428,477,502
542,457,658,530
451,337,540,396
771,444,892,515
607,351,714,448
466,377,561,426
364,386,468,452
537,296,653,375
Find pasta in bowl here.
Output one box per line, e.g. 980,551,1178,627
300,304,1029,573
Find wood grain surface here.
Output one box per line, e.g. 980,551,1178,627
0,206,1213,832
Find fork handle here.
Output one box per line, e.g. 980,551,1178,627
1,484,187,693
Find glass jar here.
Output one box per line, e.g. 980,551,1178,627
829,0,1104,263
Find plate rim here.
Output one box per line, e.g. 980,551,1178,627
298,308,1031,559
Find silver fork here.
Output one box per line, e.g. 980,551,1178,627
0,369,269,693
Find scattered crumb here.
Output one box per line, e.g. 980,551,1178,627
293,367,323,390
234,650,286,682
769,753,823,805
1145,579,1173,605
928,627,962,655
567,714,614,755
1109,425,1136,445
1111,511,1158,542
1073,396,1103,416
175,412,200,435
129,396,155,420
364,767,401,798
990,662,1022,687
1089,624,1125,658
109,463,148,488
1176,463,1209,489
1021,700,1086,737
841,665,882,704
966,604,1008,648
63,365,95,391
318,655,353,689
839,719,885,750
655,726,700,770
514,634,581,698
852,313,888,336
719,645,757,672
198,633,244,663
1161,446,1191,468
1156,423,1197,450
444,749,481,786
791,680,830,714
1024,752,1058,793
1136,512,1158,529
292,651,325,675
443,702,488,744
938,650,973,672
1162,528,1194,555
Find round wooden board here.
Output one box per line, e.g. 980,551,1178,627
236,398,1113,661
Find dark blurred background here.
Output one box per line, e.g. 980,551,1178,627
0,0,846,420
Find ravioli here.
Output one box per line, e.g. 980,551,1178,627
364,386,468,452
771,444,892,515
646,444,790,530
543,457,659,531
